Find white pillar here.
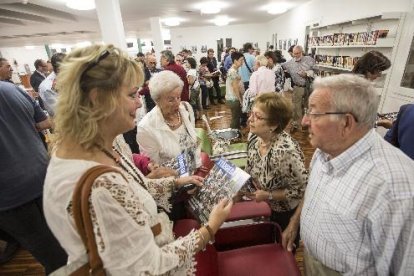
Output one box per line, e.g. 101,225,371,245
95,0,127,51
150,17,165,61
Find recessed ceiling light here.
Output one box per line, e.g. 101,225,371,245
25,45,35,50
195,1,227,14
66,0,95,11
264,3,291,15
162,17,182,27
213,15,231,26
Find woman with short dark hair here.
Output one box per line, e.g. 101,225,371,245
244,93,307,249
225,51,245,129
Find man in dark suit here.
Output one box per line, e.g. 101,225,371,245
30,59,48,93
207,48,225,104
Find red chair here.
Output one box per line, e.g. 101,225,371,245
174,220,301,276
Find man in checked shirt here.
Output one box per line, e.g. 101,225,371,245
282,45,315,133
300,74,414,275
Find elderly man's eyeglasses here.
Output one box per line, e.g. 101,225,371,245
304,108,357,121
250,112,269,121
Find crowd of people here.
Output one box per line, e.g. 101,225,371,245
0,42,413,276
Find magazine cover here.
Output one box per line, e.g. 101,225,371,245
161,151,190,177
188,158,251,223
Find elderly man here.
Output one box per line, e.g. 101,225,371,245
30,59,48,92
282,45,315,132
300,74,414,275
0,58,14,83
160,50,189,102
38,53,66,117
140,55,161,112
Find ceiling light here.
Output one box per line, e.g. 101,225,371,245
195,2,227,14
66,0,95,11
162,17,182,27
213,16,230,26
25,45,35,50
265,3,291,15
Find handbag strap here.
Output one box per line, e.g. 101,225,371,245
243,55,253,73
72,165,124,275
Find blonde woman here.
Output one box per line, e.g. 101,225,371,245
43,45,232,275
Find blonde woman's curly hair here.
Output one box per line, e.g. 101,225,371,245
53,44,143,150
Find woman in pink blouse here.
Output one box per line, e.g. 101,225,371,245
248,55,276,96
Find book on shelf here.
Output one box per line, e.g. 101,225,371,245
187,158,251,224
309,29,389,47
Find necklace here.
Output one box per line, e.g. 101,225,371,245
164,112,181,128
95,144,146,189
259,134,279,149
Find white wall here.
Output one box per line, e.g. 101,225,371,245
170,23,268,61
0,46,48,73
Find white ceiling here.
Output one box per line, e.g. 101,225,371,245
0,0,309,47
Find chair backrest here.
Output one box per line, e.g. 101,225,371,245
215,220,281,251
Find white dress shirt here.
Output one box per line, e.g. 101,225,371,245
38,72,58,116
301,130,414,275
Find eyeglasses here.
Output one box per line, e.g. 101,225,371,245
250,111,269,121
304,108,357,121
80,50,110,82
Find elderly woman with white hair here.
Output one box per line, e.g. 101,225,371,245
248,55,276,96
137,70,201,175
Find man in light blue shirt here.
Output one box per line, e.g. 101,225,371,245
239,42,255,90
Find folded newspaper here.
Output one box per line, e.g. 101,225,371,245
188,158,251,224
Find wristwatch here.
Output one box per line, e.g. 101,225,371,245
268,191,273,201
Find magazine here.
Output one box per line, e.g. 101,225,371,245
188,158,251,224
161,151,190,177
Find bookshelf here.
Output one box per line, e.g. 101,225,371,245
306,12,403,80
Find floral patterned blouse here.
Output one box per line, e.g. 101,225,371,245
44,152,199,275
270,63,285,92
245,132,308,212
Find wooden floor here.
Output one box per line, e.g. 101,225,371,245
0,101,314,275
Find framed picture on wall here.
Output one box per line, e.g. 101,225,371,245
274,33,277,49
294,38,298,46
288,39,292,48
201,45,207,53
279,40,282,50
191,45,198,54
283,40,287,50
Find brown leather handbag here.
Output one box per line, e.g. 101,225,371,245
70,165,123,276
